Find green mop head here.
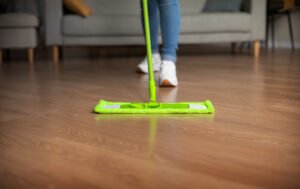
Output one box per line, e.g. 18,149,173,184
93,0,214,114
94,100,214,114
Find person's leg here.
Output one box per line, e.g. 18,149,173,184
157,0,180,87
158,0,181,63
137,0,161,74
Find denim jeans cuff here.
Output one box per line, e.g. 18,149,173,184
162,54,177,63
152,49,159,54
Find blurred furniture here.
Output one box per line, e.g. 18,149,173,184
45,0,266,62
266,0,298,50
0,0,40,63
0,13,38,63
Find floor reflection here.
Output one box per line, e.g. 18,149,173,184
28,62,36,80
147,116,157,158
95,114,215,122
53,61,63,78
95,113,214,158
158,87,178,102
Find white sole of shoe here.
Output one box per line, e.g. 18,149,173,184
160,79,177,87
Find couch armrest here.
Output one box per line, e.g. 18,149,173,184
250,0,266,40
44,0,63,46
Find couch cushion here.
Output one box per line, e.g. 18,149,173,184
84,0,140,16
63,13,251,37
0,13,38,28
63,15,143,36
83,0,206,16
0,28,37,48
181,0,207,15
203,0,243,12
181,13,251,33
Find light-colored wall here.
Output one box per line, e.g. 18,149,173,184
269,11,300,48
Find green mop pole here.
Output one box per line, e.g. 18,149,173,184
142,0,157,103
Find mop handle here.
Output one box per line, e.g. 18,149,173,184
142,0,157,103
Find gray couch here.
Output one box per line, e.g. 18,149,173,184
45,0,266,62
0,0,40,63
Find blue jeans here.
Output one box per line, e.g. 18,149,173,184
141,0,181,63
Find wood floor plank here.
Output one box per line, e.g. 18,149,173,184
0,50,300,189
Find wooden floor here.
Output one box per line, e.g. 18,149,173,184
0,50,300,189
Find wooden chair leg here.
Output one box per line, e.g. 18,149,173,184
287,11,295,51
271,14,275,51
28,48,34,63
53,46,59,63
265,15,269,49
254,40,260,58
0,49,2,64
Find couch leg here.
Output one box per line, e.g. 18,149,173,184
53,46,59,63
28,48,34,64
0,49,2,64
254,40,260,58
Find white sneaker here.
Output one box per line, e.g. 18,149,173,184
159,60,178,87
137,54,161,74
